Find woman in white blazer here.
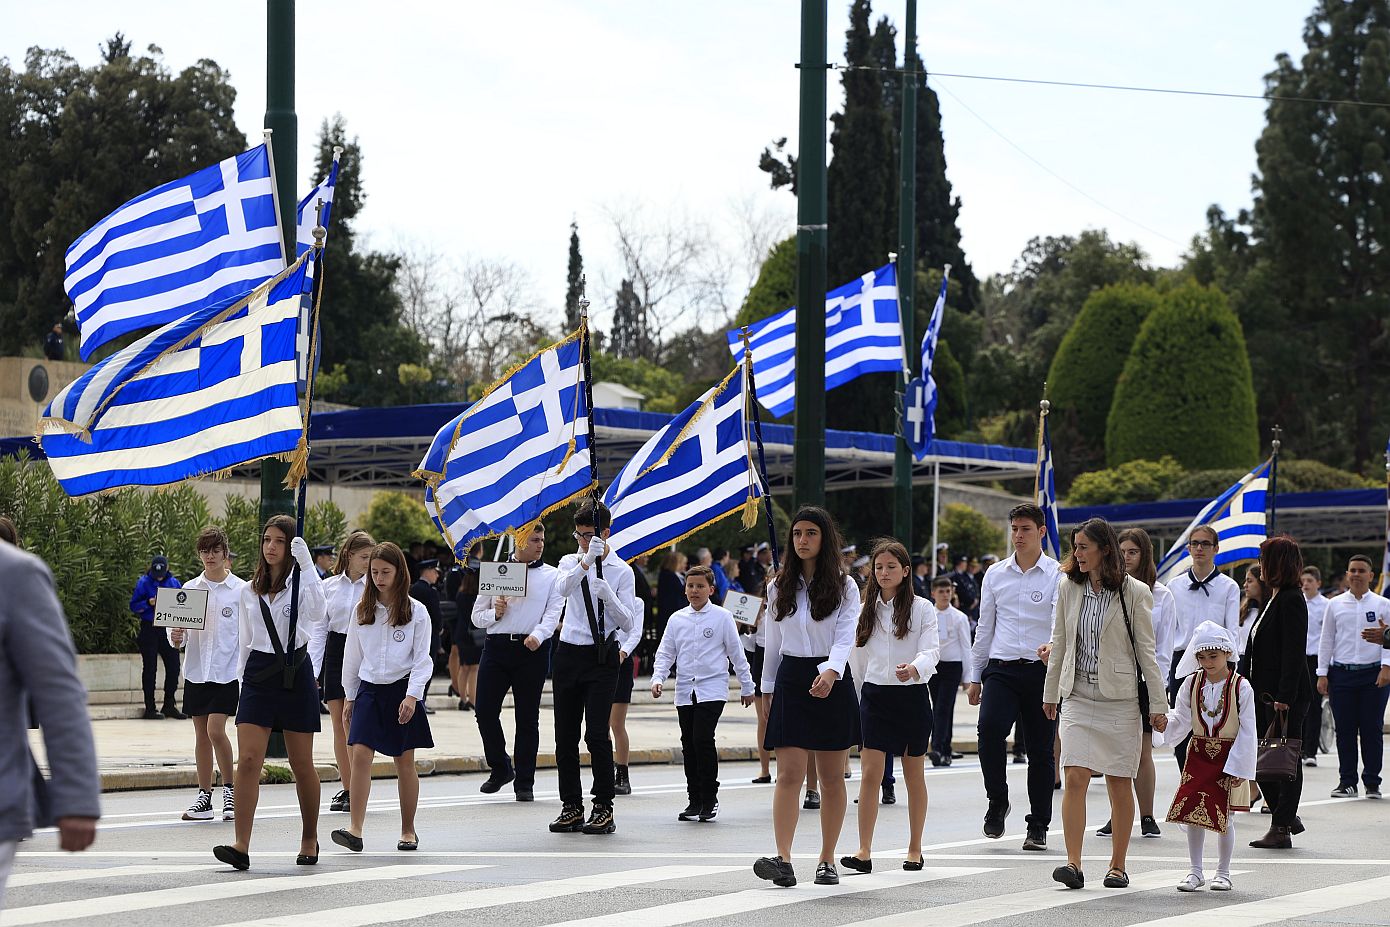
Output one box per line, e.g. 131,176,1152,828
1043,518,1168,891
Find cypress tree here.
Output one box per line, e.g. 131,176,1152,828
564,220,584,332
610,279,646,360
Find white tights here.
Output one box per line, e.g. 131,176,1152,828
1186,821,1235,879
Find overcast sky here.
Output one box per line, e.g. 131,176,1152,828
5,2,1312,329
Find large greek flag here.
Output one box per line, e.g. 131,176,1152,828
1156,458,1273,584
903,268,951,459
727,263,902,417
1036,408,1061,561
65,144,285,359
416,333,594,556
604,362,762,561
40,253,312,497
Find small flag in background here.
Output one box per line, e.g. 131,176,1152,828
727,263,903,417
1156,458,1273,585
65,144,285,359
40,253,313,497
294,155,340,389
416,332,595,556
903,268,951,460
1036,405,1061,561
604,362,763,562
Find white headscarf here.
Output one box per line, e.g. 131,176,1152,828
1175,619,1237,678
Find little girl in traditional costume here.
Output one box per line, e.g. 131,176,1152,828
1153,620,1256,892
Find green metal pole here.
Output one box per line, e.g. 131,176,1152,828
892,0,918,548
793,0,829,511
260,0,297,528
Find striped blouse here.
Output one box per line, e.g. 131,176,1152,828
1075,585,1113,675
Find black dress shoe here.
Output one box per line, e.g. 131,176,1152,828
162,701,188,720
803,789,821,810
480,771,515,794
296,841,319,865
754,856,796,887
814,862,840,885
1052,864,1084,889
751,774,772,784
902,858,924,871
515,789,535,802
397,834,418,851
329,789,350,813
213,844,250,871
1290,816,1305,835
1249,825,1292,849
1103,868,1129,888
881,782,896,805
142,707,164,720
839,855,872,873
331,828,364,852
928,751,943,767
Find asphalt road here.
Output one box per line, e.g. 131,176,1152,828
8,755,1390,927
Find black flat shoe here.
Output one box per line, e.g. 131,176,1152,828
397,834,418,851
839,855,872,873
331,828,364,852
1103,868,1129,888
1052,864,1084,889
296,842,319,866
751,775,772,784
903,858,924,871
753,855,796,887
213,844,250,871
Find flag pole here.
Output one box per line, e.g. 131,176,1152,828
741,328,782,572
1268,424,1282,535
577,276,600,506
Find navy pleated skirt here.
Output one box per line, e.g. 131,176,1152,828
348,676,434,757
237,650,321,733
860,681,931,756
763,655,861,751
320,631,348,702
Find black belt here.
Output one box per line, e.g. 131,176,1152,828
488,633,532,643
989,658,1041,667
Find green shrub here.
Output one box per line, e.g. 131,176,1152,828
1066,456,1186,506
1106,282,1258,469
933,503,1005,560
360,490,436,550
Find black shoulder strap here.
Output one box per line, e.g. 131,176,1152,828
1117,581,1152,730
252,595,304,687
579,557,612,663
258,597,286,658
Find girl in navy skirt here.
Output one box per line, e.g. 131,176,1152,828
332,542,435,853
214,515,328,872
842,539,939,874
754,506,862,889
321,530,375,813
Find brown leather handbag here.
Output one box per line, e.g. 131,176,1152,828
1256,696,1301,782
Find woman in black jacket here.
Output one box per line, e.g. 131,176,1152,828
1244,535,1311,849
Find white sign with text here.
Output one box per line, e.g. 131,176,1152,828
153,586,209,630
727,592,763,627
478,561,529,597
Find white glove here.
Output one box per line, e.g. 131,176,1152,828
589,576,616,604
290,536,314,572
582,536,606,568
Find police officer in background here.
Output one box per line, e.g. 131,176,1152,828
130,556,186,720
409,560,444,715
311,546,335,580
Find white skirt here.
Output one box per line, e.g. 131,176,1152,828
1059,674,1142,778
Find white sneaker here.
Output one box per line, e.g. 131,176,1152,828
1210,875,1233,891
182,789,214,821
222,786,235,821
1177,873,1205,892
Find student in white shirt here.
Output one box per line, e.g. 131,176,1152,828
320,530,375,815
928,576,971,767
171,526,246,823
741,594,774,784
609,576,647,798
330,543,435,854
753,506,862,889
651,564,754,822
213,515,328,872
471,523,564,801
548,503,636,836
1299,566,1330,765
841,540,939,874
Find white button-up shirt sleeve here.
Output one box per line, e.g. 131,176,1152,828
1220,577,1241,641
1152,581,1177,682
761,581,784,694
910,597,941,681
471,592,498,629
969,569,999,684
405,601,435,699
619,581,645,657
532,572,565,640
341,619,364,702
651,612,681,684
822,575,862,680
727,611,755,697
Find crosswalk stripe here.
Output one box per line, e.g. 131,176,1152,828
1124,873,1390,927
542,866,998,927
837,869,1194,927
225,864,741,927
6,864,220,887
2,864,481,925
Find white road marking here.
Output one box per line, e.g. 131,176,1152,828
1125,873,1390,927
5,863,219,887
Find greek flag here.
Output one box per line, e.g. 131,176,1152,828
416,332,594,556
39,253,312,497
294,157,339,387
65,144,285,359
604,362,762,561
727,263,902,417
1156,458,1273,585
1036,408,1061,561
903,268,951,459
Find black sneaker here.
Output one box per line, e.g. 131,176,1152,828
182,789,213,821
582,803,616,835
162,701,188,720
480,770,515,794
754,856,796,887
803,789,821,810
1022,824,1048,851
814,862,839,885
699,800,719,822
983,800,1009,839
221,786,235,821
614,765,632,796
881,782,896,805
1141,815,1161,837
678,801,700,822
329,789,350,813
1012,753,1026,764
1331,784,1358,798
549,803,586,833
929,751,943,767
1096,819,1113,837
514,789,535,802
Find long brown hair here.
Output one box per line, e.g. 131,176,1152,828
1259,535,1303,589
772,506,848,622
1062,517,1126,590
252,515,297,597
333,530,376,576
855,539,915,645
357,542,413,627
1117,527,1157,588
1240,563,1267,625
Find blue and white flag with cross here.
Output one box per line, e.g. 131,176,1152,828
903,268,951,459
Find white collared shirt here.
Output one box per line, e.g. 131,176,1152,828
322,571,367,635
934,603,972,662
341,600,434,701
236,574,328,680
967,552,1060,683
761,573,860,693
651,602,753,705
850,595,939,686
1305,592,1329,656
1151,581,1177,681
1169,567,1240,651
173,572,246,684
556,550,636,647
1317,589,1390,675
472,561,563,639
